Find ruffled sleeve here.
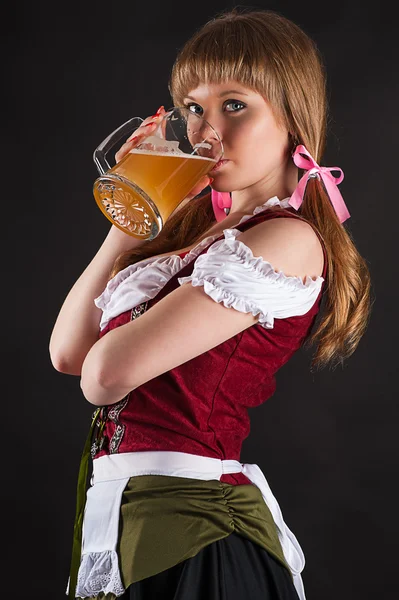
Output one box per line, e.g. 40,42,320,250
93,254,184,331
177,228,325,329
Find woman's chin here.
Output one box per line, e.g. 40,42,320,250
210,178,233,193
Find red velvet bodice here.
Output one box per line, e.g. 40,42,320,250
93,207,328,486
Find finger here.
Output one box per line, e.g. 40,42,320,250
115,120,159,163
126,106,167,142
185,175,214,201
115,106,167,163
115,126,155,163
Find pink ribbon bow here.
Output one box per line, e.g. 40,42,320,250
289,145,350,223
211,189,232,222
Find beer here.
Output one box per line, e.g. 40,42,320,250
93,148,216,238
93,109,223,239
113,148,216,218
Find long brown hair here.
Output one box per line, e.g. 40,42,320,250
109,7,373,371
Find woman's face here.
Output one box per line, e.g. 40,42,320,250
182,80,292,196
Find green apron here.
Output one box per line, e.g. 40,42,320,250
68,411,291,600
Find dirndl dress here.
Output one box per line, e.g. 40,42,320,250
67,198,326,599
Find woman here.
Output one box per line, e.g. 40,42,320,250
50,7,372,600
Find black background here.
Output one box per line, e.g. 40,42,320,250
6,1,398,599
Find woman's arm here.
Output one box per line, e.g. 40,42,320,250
50,107,170,376
49,224,147,376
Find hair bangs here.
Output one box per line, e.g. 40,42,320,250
169,23,276,107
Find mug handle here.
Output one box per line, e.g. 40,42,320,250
93,116,144,175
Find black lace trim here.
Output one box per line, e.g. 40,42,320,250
90,301,149,457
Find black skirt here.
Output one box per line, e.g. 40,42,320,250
117,532,300,600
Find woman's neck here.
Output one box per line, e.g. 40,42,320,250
229,161,298,216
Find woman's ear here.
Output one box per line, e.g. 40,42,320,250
288,132,299,155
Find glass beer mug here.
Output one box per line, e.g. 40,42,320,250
93,107,224,240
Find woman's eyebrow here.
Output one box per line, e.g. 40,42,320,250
185,90,250,100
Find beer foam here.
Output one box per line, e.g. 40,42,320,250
140,136,183,154
129,136,216,162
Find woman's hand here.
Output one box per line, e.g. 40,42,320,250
114,105,213,203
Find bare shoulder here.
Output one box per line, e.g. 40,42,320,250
236,214,325,282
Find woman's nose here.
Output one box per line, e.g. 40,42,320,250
193,117,224,156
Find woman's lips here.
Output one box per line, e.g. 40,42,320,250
210,159,230,172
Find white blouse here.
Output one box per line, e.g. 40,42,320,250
94,196,325,331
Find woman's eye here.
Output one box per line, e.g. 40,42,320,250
225,101,246,112
186,103,203,115
184,100,246,115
